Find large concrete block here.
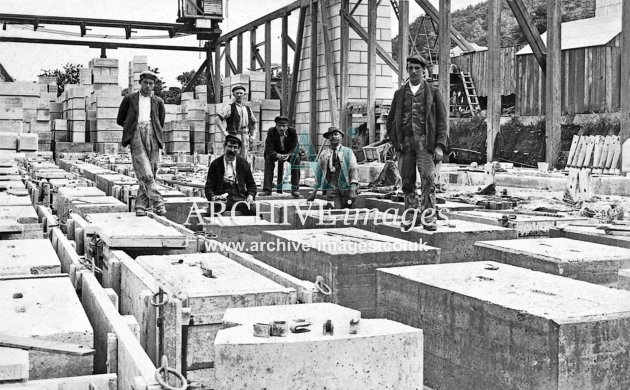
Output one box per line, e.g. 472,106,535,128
377,262,630,390
0,276,93,379
135,253,294,385
0,132,18,151
551,225,630,248
55,186,105,212
446,210,590,237
215,306,422,390
0,347,29,382
162,196,208,228
56,196,127,223
257,227,440,317
477,237,630,285
94,173,136,196
202,215,292,250
257,198,330,225
0,191,32,207
0,239,61,276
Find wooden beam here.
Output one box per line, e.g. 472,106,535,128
226,54,238,76
250,28,257,72
506,0,546,73
367,0,377,142
215,0,310,44
0,36,205,52
288,7,307,123
214,45,222,102
398,0,409,86
319,0,340,128
0,335,95,356
236,34,243,73
183,59,208,93
414,0,474,53
283,32,297,51
340,0,350,132
254,50,266,70
345,14,399,74
265,21,273,99
438,0,450,139
224,40,232,77
620,0,630,165
310,0,319,148
207,47,216,104
487,0,501,163
6,374,117,389
545,0,561,167
282,14,290,115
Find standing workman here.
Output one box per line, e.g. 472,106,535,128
307,127,359,208
217,85,258,162
262,116,301,197
117,70,166,217
385,55,448,231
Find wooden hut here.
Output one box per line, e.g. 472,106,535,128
515,14,622,116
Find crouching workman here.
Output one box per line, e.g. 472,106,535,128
307,127,359,208
204,134,258,216
117,70,166,217
262,116,301,197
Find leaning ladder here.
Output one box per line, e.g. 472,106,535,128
460,72,481,115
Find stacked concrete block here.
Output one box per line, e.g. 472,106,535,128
294,0,393,147
0,96,24,134
195,84,207,102
79,67,92,85
164,104,178,123
182,98,206,154
52,119,69,142
88,93,123,145
62,86,87,143
207,103,223,155
49,102,62,121
248,71,266,101
128,55,148,93
260,99,280,141
164,120,191,154
17,133,38,151
89,58,119,92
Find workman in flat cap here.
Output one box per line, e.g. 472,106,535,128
216,85,258,162
262,115,301,198
385,55,447,231
117,70,166,217
204,134,258,216
307,127,359,208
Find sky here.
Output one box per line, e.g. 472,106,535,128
0,0,484,87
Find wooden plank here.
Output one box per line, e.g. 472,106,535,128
591,136,604,171
612,46,621,111
250,28,257,72
340,0,350,132
224,40,231,78
281,14,289,115
310,0,318,147
584,48,592,111
265,21,272,99
236,34,243,74
3,373,117,390
605,46,613,112
398,0,409,86
288,6,306,123
319,0,340,128
439,0,451,139
367,0,377,141
605,136,619,170
607,137,621,173
566,135,579,168
576,136,591,168
570,136,584,168
506,0,546,72
214,45,221,103
582,136,596,169
620,0,630,149
597,136,612,171
163,298,183,377
545,0,561,165
487,0,500,162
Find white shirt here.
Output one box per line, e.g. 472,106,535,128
138,94,151,123
409,83,421,95
220,102,257,130
223,157,237,182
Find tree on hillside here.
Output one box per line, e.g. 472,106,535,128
38,63,83,97
177,69,208,91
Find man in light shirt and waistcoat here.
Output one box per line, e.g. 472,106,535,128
217,85,258,163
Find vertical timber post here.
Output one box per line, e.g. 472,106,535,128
398,0,409,87
487,0,501,162
620,0,630,171
545,0,561,168
438,0,451,139
367,0,377,143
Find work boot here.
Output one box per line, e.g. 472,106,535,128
277,189,284,194
292,191,301,198
423,222,437,231
154,205,167,217
135,209,147,217
261,190,272,196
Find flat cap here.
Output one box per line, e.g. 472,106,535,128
224,134,242,147
232,85,247,93
406,55,428,67
274,116,289,124
139,70,158,81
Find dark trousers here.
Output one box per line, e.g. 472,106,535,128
263,154,301,191
399,135,436,222
209,181,256,216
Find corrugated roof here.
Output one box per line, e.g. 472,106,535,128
516,14,621,56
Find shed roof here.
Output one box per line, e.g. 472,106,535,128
516,14,621,56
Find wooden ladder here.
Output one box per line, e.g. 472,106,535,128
460,72,481,114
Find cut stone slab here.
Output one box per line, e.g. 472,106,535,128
0,191,32,207
365,197,481,213
257,227,440,317
0,180,24,191
446,210,590,237
550,225,630,249
162,197,208,229
135,252,294,382
74,164,115,182
256,198,330,225
94,173,137,196
372,219,519,263
32,170,74,181
476,237,630,285
290,208,384,230
0,347,29,382
203,215,292,250
0,239,61,276
0,276,93,380
377,262,630,390
0,206,38,232
57,196,127,223
86,212,187,248
54,186,105,213
215,314,423,390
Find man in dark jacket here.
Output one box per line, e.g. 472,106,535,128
116,70,166,217
262,116,301,197
204,135,258,215
385,55,448,231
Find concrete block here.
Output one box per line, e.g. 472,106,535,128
257,198,330,225
57,196,127,223
162,196,208,229
0,205,39,230
0,276,93,379
550,225,630,249
446,210,590,237
476,237,630,285
56,186,105,212
0,239,61,276
377,262,630,390
0,132,18,150
257,227,440,317
0,347,29,382
18,134,38,152
215,313,422,390
0,191,32,207
202,215,292,249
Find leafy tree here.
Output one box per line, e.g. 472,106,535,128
176,69,208,90
163,87,181,105
38,63,83,97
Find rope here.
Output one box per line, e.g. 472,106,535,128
155,356,187,390
314,275,332,296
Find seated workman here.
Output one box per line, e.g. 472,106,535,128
262,116,301,198
204,135,257,216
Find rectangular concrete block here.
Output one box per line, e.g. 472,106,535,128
257,198,330,225
0,347,29,382
162,196,208,229
257,227,440,317
57,196,126,223
551,225,630,249
0,276,93,379
476,237,630,285
86,212,187,248
377,262,630,390
215,312,422,390
0,132,18,150
0,239,61,276
18,134,38,152
202,215,292,250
